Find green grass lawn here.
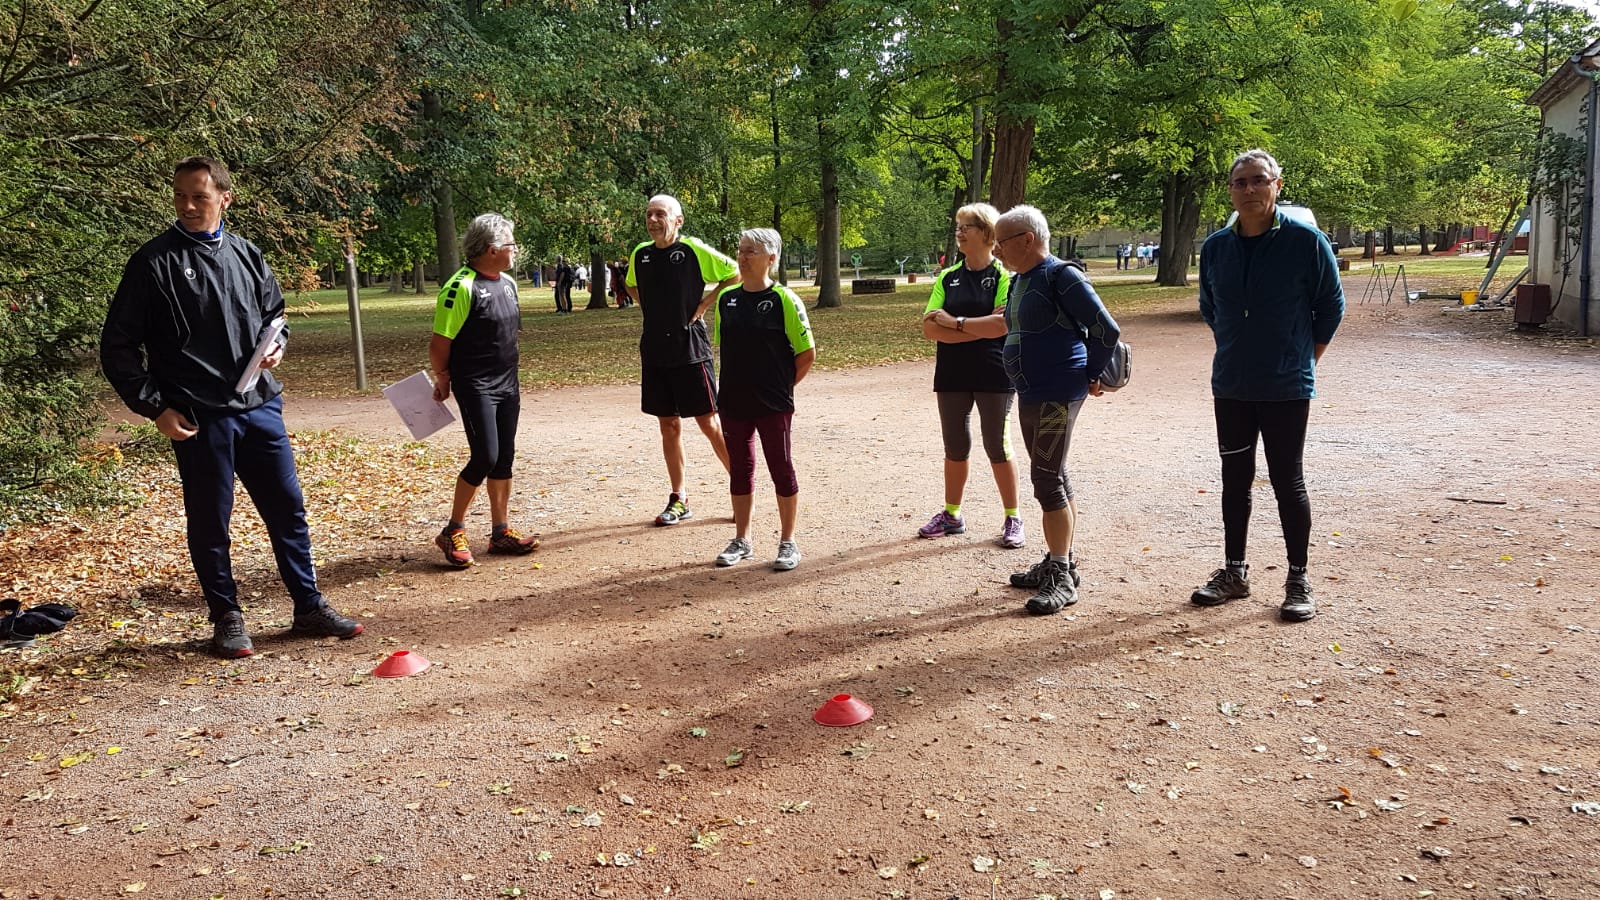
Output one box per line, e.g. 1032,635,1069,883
278,252,1522,398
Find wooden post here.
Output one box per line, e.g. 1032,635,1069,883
344,234,368,390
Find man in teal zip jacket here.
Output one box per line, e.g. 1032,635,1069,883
1190,149,1344,622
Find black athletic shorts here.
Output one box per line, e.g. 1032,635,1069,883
641,360,718,418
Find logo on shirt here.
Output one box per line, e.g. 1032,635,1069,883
725,295,738,307
640,252,652,264
981,275,996,290
949,277,961,287
184,267,195,280
669,249,687,265
757,299,775,314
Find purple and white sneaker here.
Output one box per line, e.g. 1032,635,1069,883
999,515,1026,549
917,510,966,538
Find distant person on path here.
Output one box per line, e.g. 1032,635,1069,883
100,156,364,658
575,262,589,291
1114,243,1127,271
711,228,815,571
553,255,574,314
626,194,738,525
918,203,1023,549
991,205,1122,616
1190,148,1344,622
428,213,541,568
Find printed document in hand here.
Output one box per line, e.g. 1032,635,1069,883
235,316,288,394
383,371,456,440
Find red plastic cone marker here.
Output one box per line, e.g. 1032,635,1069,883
372,649,431,678
813,693,874,727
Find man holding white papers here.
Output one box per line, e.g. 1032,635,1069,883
101,156,363,658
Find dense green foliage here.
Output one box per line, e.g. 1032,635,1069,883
1,0,1592,521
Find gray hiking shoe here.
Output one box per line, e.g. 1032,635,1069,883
1024,559,1078,615
1010,552,1080,589
211,610,253,658
715,538,753,567
1190,567,1250,607
773,541,801,571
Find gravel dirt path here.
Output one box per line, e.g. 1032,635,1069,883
4,295,1598,900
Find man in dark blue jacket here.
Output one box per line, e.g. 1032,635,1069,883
101,157,364,658
993,205,1122,616
1191,149,1344,622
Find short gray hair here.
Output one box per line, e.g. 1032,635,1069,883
463,213,514,261
647,194,683,218
740,227,782,276
1230,149,1282,179
996,205,1050,248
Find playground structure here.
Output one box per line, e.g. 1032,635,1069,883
1357,208,1532,308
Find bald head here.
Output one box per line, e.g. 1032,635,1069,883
645,194,685,247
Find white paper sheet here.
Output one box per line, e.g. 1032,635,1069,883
383,370,456,440
235,316,288,394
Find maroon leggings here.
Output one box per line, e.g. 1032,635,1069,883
721,411,797,497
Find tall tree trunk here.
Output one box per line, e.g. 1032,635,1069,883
1418,225,1432,256
423,89,460,277
587,250,608,308
968,101,986,204
989,114,1032,212
1335,224,1353,249
945,185,962,266
1436,223,1460,253
770,83,787,286
1382,224,1396,256
1157,162,1203,286
387,270,402,292
413,259,426,294
719,151,730,218
815,150,841,308
1362,229,1377,260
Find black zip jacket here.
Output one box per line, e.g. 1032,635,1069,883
101,224,286,419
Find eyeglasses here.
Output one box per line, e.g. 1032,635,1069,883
995,232,1031,247
495,242,518,250
1228,175,1278,190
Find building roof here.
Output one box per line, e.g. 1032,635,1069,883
1529,37,1600,109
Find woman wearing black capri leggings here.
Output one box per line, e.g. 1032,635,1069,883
428,213,540,567
918,203,1024,548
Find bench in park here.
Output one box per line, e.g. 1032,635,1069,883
851,278,895,295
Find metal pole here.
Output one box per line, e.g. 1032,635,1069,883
344,234,368,390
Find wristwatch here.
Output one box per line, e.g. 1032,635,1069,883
956,316,966,331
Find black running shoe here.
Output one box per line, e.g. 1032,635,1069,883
292,604,364,639
1280,578,1316,622
1190,567,1250,607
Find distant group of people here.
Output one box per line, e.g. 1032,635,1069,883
548,255,636,312
1114,241,1161,270
100,148,1342,660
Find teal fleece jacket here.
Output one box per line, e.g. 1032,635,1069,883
1197,210,1344,401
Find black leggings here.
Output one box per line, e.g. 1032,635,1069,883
457,388,520,486
1214,398,1311,567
